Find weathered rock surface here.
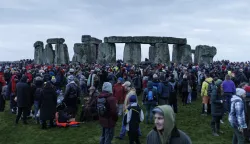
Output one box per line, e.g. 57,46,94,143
81,35,102,44
123,43,141,64
149,43,170,64
97,43,116,64
47,38,65,44
194,45,217,64
54,44,69,64
72,43,97,63
34,41,44,64
104,36,187,44
44,44,55,64
172,44,192,64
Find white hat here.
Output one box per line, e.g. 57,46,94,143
236,88,246,96
122,81,131,87
153,74,158,79
69,68,75,73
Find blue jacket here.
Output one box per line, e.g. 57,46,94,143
158,81,172,99
143,81,158,105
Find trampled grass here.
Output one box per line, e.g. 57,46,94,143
0,96,234,144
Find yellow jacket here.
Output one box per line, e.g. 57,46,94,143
201,77,213,97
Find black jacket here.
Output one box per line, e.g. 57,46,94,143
16,76,31,107
40,85,57,120
211,85,223,116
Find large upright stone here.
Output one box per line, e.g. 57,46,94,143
44,44,55,64
172,44,192,64
97,43,116,64
149,43,170,64
194,45,217,64
54,44,69,64
34,41,44,64
47,38,65,44
123,43,141,64
72,43,97,63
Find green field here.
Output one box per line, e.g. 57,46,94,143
0,96,234,144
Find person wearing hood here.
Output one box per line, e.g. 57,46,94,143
16,75,31,125
147,105,192,144
158,75,172,105
180,75,189,106
64,75,80,119
113,77,126,116
229,88,247,144
210,79,224,136
143,81,158,124
201,73,213,115
98,82,118,144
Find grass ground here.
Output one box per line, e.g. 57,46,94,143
0,96,234,144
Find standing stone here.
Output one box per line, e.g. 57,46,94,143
54,44,69,64
149,43,170,64
47,38,65,44
194,45,217,64
44,44,55,64
34,41,44,64
72,43,97,63
97,43,116,64
123,43,141,64
172,44,192,64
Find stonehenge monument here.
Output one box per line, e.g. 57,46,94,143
34,38,69,64
34,35,217,65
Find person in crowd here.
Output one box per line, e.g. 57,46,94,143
16,75,30,125
180,75,189,106
158,75,172,105
40,82,57,129
229,88,247,144
123,95,144,144
147,105,192,144
143,81,158,124
9,73,19,114
113,77,125,116
222,74,236,113
201,73,213,115
33,76,44,123
235,69,248,87
98,82,118,144
169,75,178,113
64,75,80,119
210,79,224,136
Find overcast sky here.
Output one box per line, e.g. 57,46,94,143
0,0,249,62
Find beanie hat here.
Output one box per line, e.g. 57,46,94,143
102,82,112,93
122,81,131,87
215,79,222,86
118,77,124,82
67,75,74,83
236,88,246,96
129,95,137,103
153,74,158,79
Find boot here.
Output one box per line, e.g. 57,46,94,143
212,129,219,136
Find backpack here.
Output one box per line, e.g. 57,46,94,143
145,88,156,101
246,92,250,98
97,97,108,117
205,81,213,97
169,82,176,92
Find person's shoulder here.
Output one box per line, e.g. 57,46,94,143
177,130,192,144
147,129,158,138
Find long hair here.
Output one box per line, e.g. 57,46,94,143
217,84,222,96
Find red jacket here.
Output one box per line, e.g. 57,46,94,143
25,73,33,83
113,83,126,104
98,91,118,128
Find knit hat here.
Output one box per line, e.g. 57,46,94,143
35,76,43,81
102,82,112,93
118,77,123,83
122,81,131,87
69,68,75,73
153,74,158,79
236,88,246,96
215,79,222,86
67,75,74,83
129,95,137,103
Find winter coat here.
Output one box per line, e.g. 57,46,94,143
211,84,224,116
158,81,172,100
64,82,80,99
16,77,31,107
132,76,142,90
40,86,57,121
98,91,118,128
143,81,158,105
201,77,213,97
180,79,189,93
147,105,192,144
113,83,126,104
124,88,137,111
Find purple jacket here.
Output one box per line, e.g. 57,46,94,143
222,80,236,94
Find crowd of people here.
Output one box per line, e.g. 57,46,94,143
0,59,250,144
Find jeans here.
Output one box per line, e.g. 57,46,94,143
117,104,124,116
100,127,114,144
145,103,155,124
232,127,245,144
10,93,17,111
